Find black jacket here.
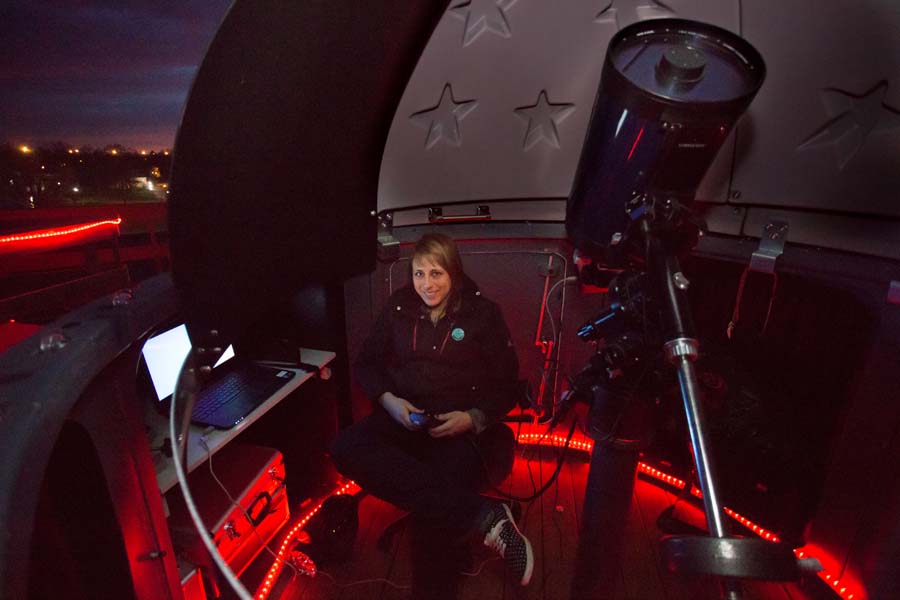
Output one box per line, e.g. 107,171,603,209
354,276,519,424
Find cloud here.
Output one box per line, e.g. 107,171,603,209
0,0,232,149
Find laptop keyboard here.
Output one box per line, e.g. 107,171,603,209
193,367,291,422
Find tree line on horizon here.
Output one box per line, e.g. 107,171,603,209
0,142,172,210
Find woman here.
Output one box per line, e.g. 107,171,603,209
330,233,533,592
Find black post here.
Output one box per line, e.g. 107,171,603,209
571,444,639,599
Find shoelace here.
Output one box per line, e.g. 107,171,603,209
484,519,509,556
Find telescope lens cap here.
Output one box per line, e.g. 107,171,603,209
656,45,706,84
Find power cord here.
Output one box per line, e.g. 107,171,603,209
316,570,411,591
316,556,502,591
461,556,501,577
471,416,580,504
170,350,253,600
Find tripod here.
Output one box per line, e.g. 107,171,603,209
570,194,799,599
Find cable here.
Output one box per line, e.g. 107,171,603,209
461,556,501,577
169,350,253,600
536,275,577,411
316,570,411,590
316,557,502,589
471,416,580,504
543,276,578,342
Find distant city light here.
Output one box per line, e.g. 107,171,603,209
19,145,32,154
73,187,80,193
147,181,155,191
40,165,45,170
110,149,118,155
163,150,170,156
140,150,148,156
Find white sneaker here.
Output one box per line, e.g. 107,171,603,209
482,503,534,585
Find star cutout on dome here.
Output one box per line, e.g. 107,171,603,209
514,91,576,151
798,81,900,169
595,0,676,29
450,0,518,47
410,84,478,149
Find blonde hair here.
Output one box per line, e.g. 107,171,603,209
412,233,465,310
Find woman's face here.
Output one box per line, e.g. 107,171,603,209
412,255,451,311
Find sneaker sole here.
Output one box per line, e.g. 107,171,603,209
520,532,534,585
500,504,534,586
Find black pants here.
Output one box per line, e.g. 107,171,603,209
330,409,514,597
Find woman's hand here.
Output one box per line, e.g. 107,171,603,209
428,411,474,438
379,392,424,430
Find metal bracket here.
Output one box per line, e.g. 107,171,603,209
376,212,399,262
727,220,787,339
749,220,789,274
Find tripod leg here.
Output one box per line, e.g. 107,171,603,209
670,352,727,539
646,235,745,598
645,233,730,542
671,350,743,599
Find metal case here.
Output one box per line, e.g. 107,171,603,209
168,443,290,578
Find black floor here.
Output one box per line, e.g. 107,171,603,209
244,440,834,600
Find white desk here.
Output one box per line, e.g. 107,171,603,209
148,348,336,494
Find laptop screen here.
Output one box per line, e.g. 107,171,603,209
141,323,235,402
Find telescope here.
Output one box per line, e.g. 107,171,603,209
567,18,766,257
565,19,801,600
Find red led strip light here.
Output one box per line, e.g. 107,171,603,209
516,431,864,599
0,218,122,245
252,433,863,600
255,480,361,600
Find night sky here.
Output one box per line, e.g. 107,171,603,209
1,0,232,151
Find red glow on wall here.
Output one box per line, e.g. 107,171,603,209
0,218,122,256
515,429,866,599
255,480,361,600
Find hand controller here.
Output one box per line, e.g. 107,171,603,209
409,412,442,429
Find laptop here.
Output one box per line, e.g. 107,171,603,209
141,323,295,429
